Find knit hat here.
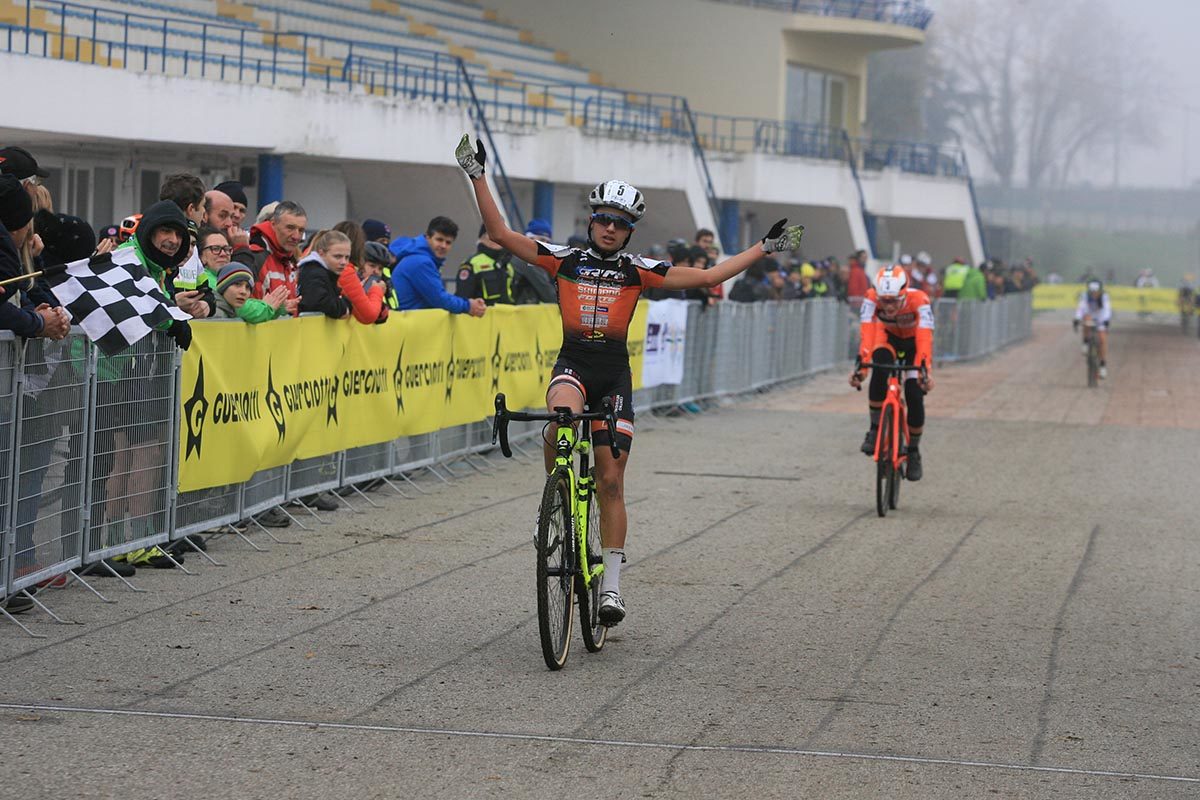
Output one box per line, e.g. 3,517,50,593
0,174,33,232
216,263,254,295
35,210,95,265
362,218,391,242
524,218,552,238
213,180,248,208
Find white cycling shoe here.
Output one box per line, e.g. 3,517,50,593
598,591,626,626
1099,366,1108,379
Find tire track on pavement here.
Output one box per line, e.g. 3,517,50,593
569,510,871,737
1030,524,1101,765
801,517,985,748
340,502,757,721
1,490,539,667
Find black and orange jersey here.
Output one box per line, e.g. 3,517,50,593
532,242,671,369
859,288,935,369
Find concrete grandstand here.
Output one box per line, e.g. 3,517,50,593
0,0,981,268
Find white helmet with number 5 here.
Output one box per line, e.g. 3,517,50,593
588,180,646,222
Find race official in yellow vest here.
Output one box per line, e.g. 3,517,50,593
455,225,513,305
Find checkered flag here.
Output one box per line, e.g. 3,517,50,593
46,247,190,356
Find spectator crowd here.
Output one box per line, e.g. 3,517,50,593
0,141,1039,614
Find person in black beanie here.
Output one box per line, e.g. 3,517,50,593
35,210,96,266
213,180,248,229
0,175,69,339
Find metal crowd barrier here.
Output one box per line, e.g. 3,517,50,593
2,295,1030,612
933,294,1034,363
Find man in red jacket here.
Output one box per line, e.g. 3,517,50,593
233,200,307,304
846,249,870,312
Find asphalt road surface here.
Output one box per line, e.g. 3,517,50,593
3,315,1198,799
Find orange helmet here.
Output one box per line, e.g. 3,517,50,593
874,265,908,299
118,213,142,242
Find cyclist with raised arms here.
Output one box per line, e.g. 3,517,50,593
850,266,935,481
1074,279,1111,379
456,135,803,625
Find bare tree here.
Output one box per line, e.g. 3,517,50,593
932,0,1160,190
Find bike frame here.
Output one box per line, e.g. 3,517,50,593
493,394,620,593
874,370,909,469
547,421,603,592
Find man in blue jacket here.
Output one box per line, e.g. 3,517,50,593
388,216,486,317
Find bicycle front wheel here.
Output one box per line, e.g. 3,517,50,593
536,469,575,670
890,425,905,510
1086,337,1099,388
875,406,892,518
577,479,607,653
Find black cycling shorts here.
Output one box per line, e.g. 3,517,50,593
548,358,634,452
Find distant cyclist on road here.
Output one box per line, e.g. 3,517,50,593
1074,280,1111,379
850,266,935,481
1178,275,1195,335
456,134,803,626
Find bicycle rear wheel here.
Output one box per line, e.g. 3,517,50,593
577,478,607,653
536,469,575,670
875,407,892,518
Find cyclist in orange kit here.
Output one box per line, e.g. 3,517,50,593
850,266,935,480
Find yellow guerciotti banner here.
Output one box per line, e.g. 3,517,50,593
178,303,648,492
1033,283,1178,313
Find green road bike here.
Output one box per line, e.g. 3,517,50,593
492,393,620,670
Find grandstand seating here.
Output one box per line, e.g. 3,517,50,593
1,0,620,122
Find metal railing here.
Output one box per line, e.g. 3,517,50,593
932,294,1034,363
706,0,933,30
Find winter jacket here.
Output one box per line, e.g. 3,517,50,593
234,220,298,301
213,290,288,323
389,235,469,314
0,222,46,338
297,254,387,323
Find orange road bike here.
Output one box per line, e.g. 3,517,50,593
856,360,926,517
492,393,620,670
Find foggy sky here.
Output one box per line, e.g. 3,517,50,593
927,0,1200,188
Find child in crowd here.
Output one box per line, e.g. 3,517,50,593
298,230,387,324
213,263,292,322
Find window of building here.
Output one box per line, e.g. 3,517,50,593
786,64,848,129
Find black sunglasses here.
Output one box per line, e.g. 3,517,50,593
591,212,635,232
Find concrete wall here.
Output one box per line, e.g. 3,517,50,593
484,0,921,133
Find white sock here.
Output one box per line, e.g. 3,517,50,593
601,548,624,595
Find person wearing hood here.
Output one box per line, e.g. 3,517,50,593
232,200,306,307
455,224,513,306
388,216,485,317
0,175,69,339
116,199,197,350
298,230,387,324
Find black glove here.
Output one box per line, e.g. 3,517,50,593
168,319,192,351
1072,319,1079,332
455,134,487,179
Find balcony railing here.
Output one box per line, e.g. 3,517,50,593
3,0,955,178
707,0,932,30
